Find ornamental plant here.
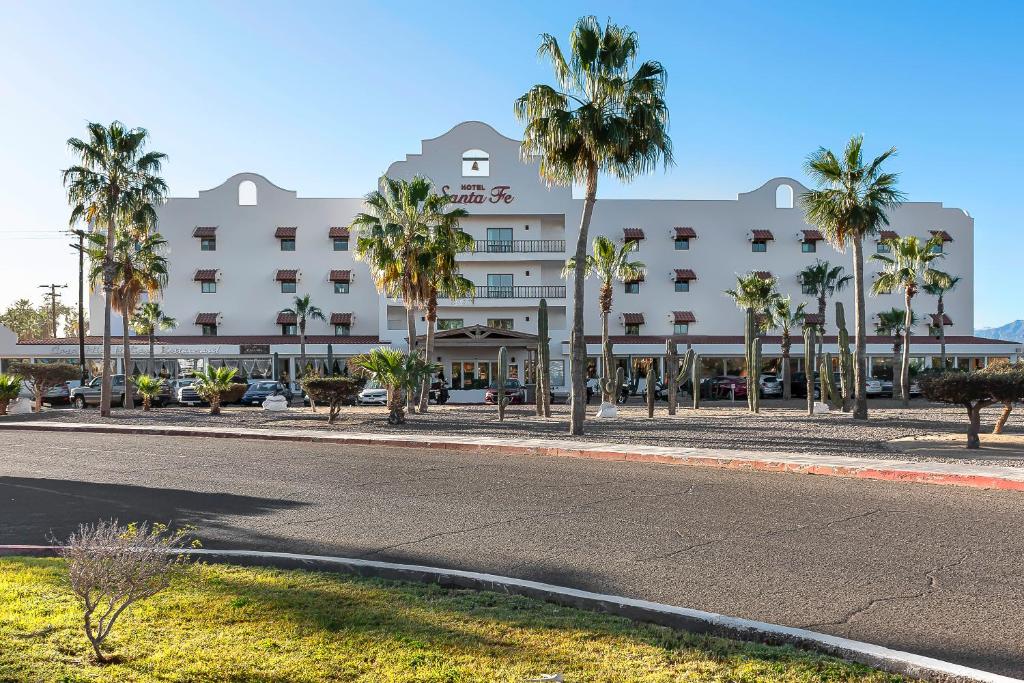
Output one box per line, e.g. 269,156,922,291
0,373,23,415
919,371,1024,448
301,376,360,424
193,366,238,415
8,361,80,412
131,375,164,412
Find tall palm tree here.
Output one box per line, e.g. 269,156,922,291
283,294,325,378
923,274,960,369
797,260,852,354
515,16,672,435
766,295,807,400
133,302,177,376
86,229,169,409
875,308,920,398
63,121,167,417
802,135,905,419
564,236,645,403
871,235,949,406
724,273,781,328
352,175,455,413
417,204,472,413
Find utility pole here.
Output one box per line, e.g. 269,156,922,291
69,229,88,383
38,283,67,339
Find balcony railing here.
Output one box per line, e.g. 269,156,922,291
462,240,565,254
439,285,566,299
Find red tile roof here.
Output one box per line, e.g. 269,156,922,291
803,313,824,325
275,269,298,281
625,273,645,283
931,313,953,326
674,269,697,281
673,311,696,323
673,227,697,238
623,228,645,241
878,230,899,241
275,226,297,239
328,270,351,282
330,313,352,325
192,226,217,238
621,313,645,325
194,313,218,325
329,226,350,238
750,229,774,240
14,334,381,345
276,311,297,325
801,229,824,241
193,269,217,282
753,271,773,280
930,230,953,242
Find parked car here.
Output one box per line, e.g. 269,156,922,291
759,374,783,398
70,374,170,408
168,378,204,406
241,381,293,406
485,379,527,405
710,375,747,399
866,378,883,397
357,380,388,406
790,372,822,400
43,380,83,406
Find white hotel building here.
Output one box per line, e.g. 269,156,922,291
2,121,1019,397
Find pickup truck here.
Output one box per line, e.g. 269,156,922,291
70,374,170,408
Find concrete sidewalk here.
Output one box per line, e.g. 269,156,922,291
3,419,1024,492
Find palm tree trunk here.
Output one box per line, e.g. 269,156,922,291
100,214,115,417
601,300,612,404
892,342,901,399
782,331,792,400
122,311,134,409
851,236,868,419
901,290,912,406
817,295,826,357
938,294,947,368
405,306,417,414
77,232,87,384
149,328,155,376
418,296,436,413
569,165,599,436
299,320,307,382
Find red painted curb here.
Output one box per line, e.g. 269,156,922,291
2,421,1023,492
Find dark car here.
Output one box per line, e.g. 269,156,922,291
485,379,527,405
44,380,82,406
710,375,747,399
241,381,293,406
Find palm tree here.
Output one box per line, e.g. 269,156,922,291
923,275,960,369
352,348,439,425
193,366,238,415
564,236,645,403
352,176,454,413
131,375,164,412
133,302,177,376
875,308,920,398
724,273,781,329
802,135,905,419
766,296,807,400
283,294,326,379
871,235,949,405
85,229,169,409
417,204,473,413
515,16,672,435
797,260,852,354
63,121,167,417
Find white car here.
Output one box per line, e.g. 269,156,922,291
865,378,883,397
356,380,388,406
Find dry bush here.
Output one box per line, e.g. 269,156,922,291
57,520,196,663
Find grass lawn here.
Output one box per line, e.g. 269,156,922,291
0,557,906,682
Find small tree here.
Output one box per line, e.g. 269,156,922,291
9,362,80,412
352,348,438,425
0,374,23,415
301,376,360,424
58,520,195,663
919,371,1024,449
132,375,164,412
193,366,238,415
980,360,1024,434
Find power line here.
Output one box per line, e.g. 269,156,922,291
39,283,67,338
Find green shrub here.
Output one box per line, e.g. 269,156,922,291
920,370,1024,448
301,376,360,424
8,362,79,412
0,374,23,415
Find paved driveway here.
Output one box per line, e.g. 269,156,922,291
3,429,1023,677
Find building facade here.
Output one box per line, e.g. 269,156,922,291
2,121,1019,396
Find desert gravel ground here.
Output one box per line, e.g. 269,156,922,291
25,397,1024,466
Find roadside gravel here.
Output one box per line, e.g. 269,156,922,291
20,398,1024,467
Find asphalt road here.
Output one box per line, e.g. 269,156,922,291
2,430,1023,677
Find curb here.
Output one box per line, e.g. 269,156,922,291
1,545,1016,683
3,420,1024,492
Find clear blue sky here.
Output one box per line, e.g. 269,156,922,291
1,0,1020,327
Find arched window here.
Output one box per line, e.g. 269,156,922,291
775,183,794,209
238,180,257,206
462,149,489,177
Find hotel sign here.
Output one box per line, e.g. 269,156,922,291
441,183,515,205
239,344,271,355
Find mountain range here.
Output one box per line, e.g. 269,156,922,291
975,320,1024,341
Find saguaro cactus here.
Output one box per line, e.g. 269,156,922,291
614,365,624,405
536,299,551,417
691,353,701,409
835,301,854,412
497,346,509,422
803,326,817,415
820,352,839,408
665,340,679,415
645,359,658,418
752,337,762,413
